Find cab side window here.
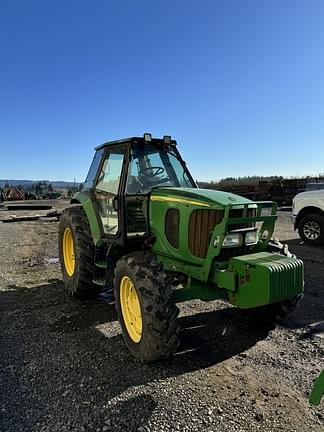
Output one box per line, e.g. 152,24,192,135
95,147,125,235
83,149,104,190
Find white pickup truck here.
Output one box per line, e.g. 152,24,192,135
292,189,324,245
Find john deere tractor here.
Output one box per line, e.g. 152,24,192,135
59,134,304,362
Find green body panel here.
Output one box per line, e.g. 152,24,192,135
150,188,277,281
152,187,256,207
72,191,101,245
174,278,224,302
149,187,303,307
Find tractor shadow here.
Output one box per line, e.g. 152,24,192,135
174,306,273,366
0,280,274,431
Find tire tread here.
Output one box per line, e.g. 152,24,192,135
114,251,180,363
58,206,98,297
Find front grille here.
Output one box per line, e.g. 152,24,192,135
188,209,224,258
268,257,304,303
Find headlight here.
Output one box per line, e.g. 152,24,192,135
245,229,258,245
245,230,258,245
223,232,243,248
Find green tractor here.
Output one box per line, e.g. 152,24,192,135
59,134,304,362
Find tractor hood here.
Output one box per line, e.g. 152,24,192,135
150,187,255,208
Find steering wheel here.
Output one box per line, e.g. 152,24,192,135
139,166,165,177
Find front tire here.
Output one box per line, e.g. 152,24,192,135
298,213,324,245
114,252,179,363
58,206,98,297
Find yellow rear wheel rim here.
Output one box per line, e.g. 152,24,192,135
63,227,75,277
120,276,142,343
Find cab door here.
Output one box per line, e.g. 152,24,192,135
94,146,126,236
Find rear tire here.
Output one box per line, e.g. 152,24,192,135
298,213,324,245
114,251,179,363
58,206,98,297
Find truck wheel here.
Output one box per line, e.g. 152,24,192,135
298,213,324,245
114,252,179,363
58,206,98,297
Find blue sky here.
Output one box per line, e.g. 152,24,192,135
0,0,323,182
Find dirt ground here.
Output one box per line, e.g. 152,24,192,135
0,201,323,432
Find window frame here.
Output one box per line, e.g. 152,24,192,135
91,144,129,240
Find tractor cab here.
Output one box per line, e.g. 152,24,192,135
80,134,196,243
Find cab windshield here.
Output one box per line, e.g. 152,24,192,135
126,143,196,194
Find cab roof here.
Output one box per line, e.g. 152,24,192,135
95,134,177,151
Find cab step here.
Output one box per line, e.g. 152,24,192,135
94,261,107,269
92,278,106,287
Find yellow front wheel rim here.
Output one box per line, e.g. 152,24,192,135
63,227,75,277
120,276,142,343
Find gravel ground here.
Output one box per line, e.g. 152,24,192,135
0,203,323,432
